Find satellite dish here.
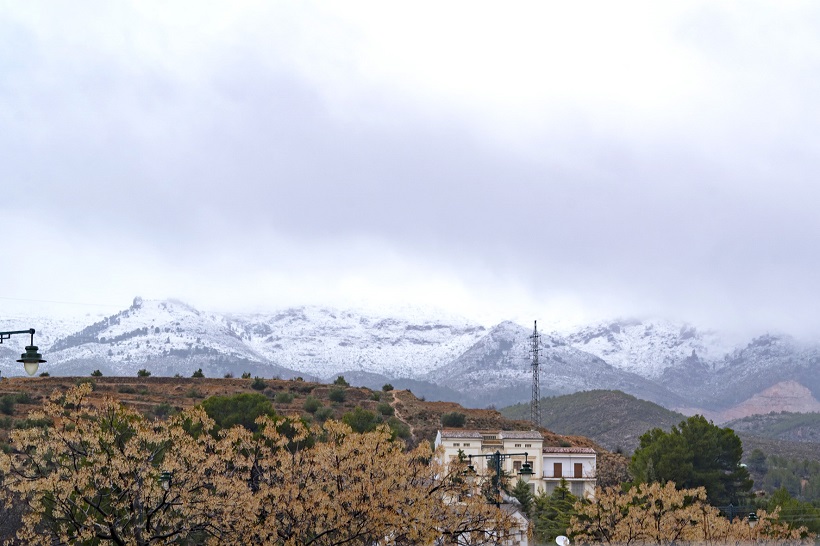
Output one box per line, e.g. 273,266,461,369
556,536,570,546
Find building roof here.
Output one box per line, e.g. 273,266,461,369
438,430,484,439
438,429,543,440
542,447,596,454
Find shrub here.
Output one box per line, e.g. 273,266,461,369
191,368,205,378
14,392,32,404
185,388,203,399
224,372,234,378
118,386,137,394
387,417,411,440
251,377,266,391
440,412,467,428
91,370,103,377
0,416,13,430
0,396,15,416
173,373,182,378
39,372,49,377
342,407,381,434
137,369,151,377
274,392,294,404
328,387,347,403
382,384,394,392
371,392,381,401
333,376,349,387
74,378,96,391
152,403,176,419
314,406,334,423
303,396,321,414
377,402,394,417
241,372,252,379
201,392,277,433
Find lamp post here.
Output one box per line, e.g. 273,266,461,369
465,451,534,507
0,329,47,376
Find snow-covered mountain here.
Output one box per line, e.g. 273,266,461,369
3,297,818,417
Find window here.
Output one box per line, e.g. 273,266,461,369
574,463,583,478
453,443,460,447
483,435,497,441
463,443,470,447
571,481,585,497
514,443,522,448
553,462,562,478
524,444,532,448
513,460,522,471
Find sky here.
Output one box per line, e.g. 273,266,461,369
2,1,820,337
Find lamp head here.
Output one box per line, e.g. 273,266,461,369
18,346,46,376
518,461,534,484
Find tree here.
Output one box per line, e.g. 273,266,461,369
533,479,577,544
382,383,393,392
0,383,245,545
630,415,752,505
510,478,534,515
333,375,349,386
137,368,151,377
441,411,467,428
1,385,520,546
570,481,811,546
192,368,205,378
90,369,103,377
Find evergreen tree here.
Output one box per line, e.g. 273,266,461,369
630,414,752,505
510,478,534,516
532,479,577,544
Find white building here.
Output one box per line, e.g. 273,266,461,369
435,429,596,498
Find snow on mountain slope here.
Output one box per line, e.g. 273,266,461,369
226,306,487,379
563,318,738,378
426,321,685,408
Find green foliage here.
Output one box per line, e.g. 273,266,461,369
0,396,15,416
342,407,382,434
440,412,467,428
223,372,234,378
377,402,394,417
118,386,137,394
753,453,820,502
333,376,349,387
314,406,334,423
74,377,96,391
241,372,252,379
152,402,176,419
274,392,294,404
532,479,577,544
763,487,820,535
328,387,347,403
382,383,394,392
631,414,752,505
201,392,277,434
137,369,151,377
251,377,266,391
303,396,321,414
91,370,103,377
386,417,411,440
191,368,205,378
370,392,381,401
510,478,534,515
38,372,49,377
0,416,13,429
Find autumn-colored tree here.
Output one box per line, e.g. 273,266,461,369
0,385,520,546
0,383,247,545
570,481,813,546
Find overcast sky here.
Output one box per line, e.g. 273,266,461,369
2,1,820,336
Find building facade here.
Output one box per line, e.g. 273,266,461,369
435,429,596,498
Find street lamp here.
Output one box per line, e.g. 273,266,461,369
0,329,46,376
158,471,172,491
466,450,534,507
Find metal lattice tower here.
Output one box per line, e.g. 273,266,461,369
529,320,541,427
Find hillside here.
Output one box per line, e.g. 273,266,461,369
501,390,687,454
0,376,601,454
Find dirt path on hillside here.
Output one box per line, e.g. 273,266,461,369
390,390,416,440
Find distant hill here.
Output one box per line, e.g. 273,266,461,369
726,412,820,462
500,390,686,454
